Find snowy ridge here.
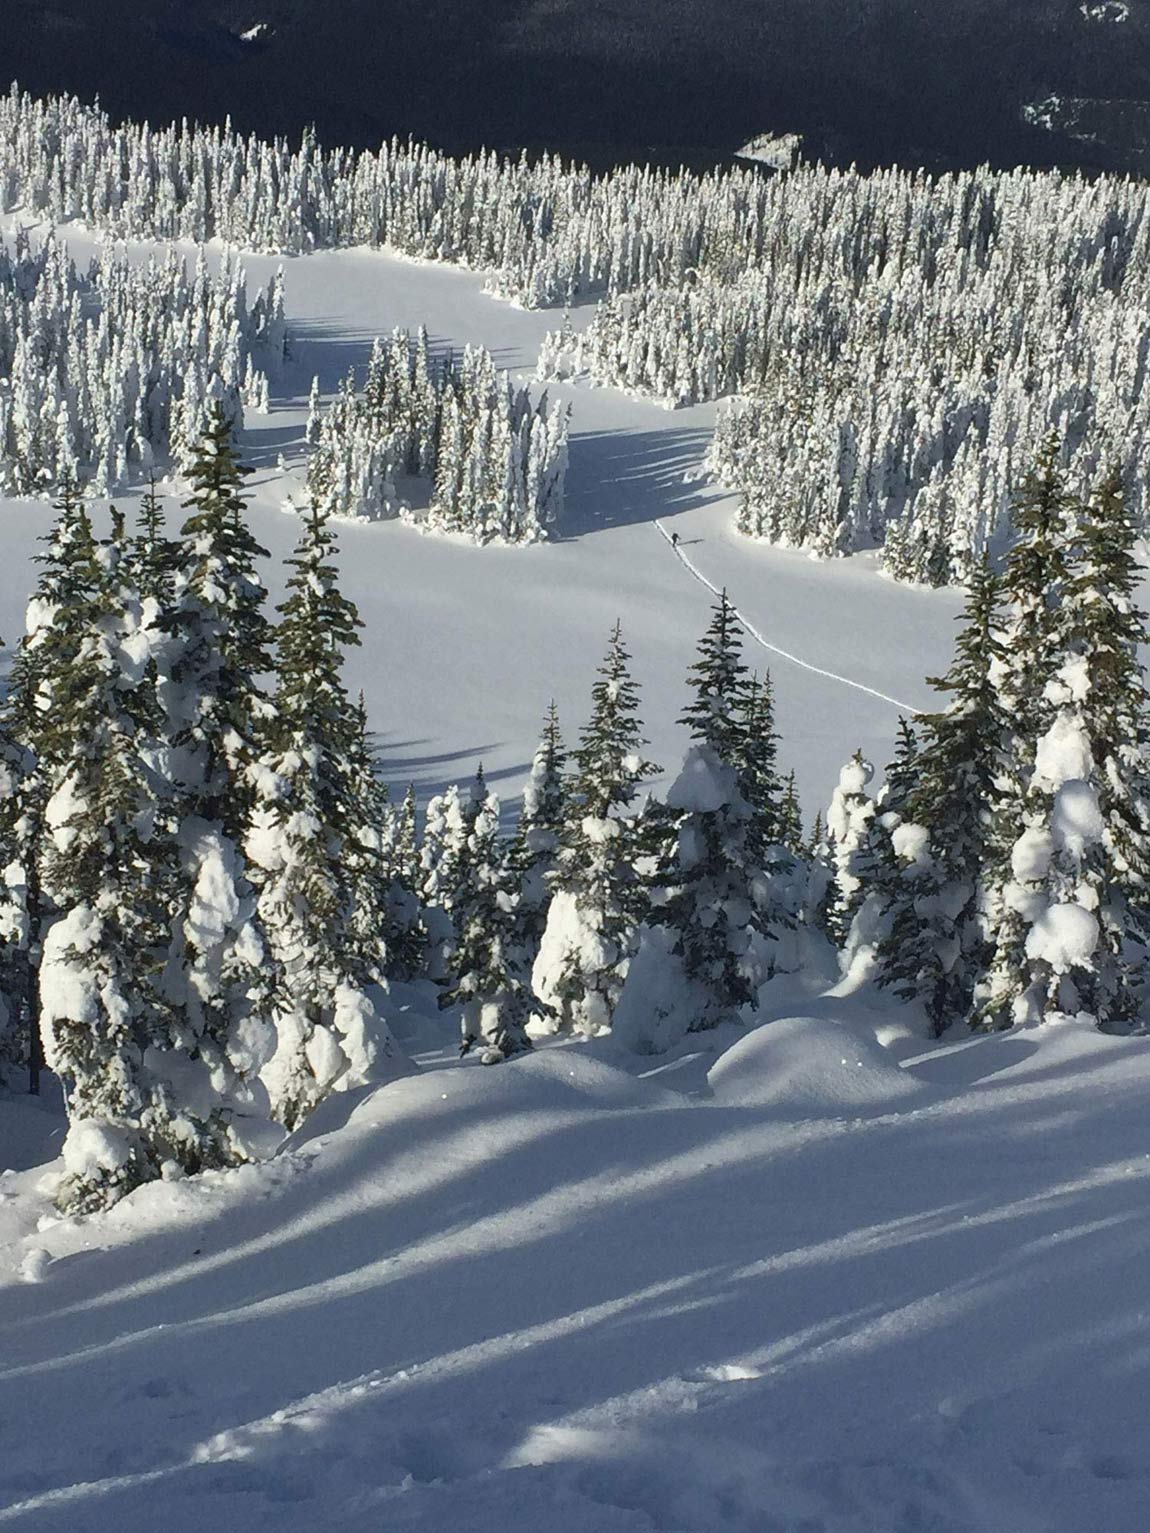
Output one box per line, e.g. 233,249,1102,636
655,520,919,715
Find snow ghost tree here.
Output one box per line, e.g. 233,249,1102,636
824,751,878,953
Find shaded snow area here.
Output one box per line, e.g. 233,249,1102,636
3,1000,1150,1531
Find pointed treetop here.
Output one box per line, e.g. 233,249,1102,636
681,590,748,758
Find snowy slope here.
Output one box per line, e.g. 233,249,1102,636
0,230,960,821
3,998,1150,1531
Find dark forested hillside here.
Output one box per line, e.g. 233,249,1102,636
6,0,1150,173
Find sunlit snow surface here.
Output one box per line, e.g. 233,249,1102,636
2,227,1150,1531
0,224,960,822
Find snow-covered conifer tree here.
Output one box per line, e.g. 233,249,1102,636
162,407,279,1143
980,463,1150,1030
37,506,222,1212
841,719,922,983
533,623,659,1035
616,593,764,1050
247,505,394,1129
0,711,30,1083
350,701,425,984
510,702,567,966
978,442,1080,1028
5,476,108,1096
824,751,877,951
441,784,535,1062
874,559,1008,1031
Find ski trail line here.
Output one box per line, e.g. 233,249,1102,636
653,521,919,714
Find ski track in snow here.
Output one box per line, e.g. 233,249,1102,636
654,521,920,715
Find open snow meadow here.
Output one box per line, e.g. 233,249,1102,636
3,133,1150,1529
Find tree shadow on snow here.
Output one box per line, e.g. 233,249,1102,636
5,1043,1150,1533
558,426,723,539
283,320,521,398
372,735,530,828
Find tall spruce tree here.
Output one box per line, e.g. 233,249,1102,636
5,476,101,1097
1064,467,1150,1026
37,508,209,1212
0,697,31,1085
874,559,1008,1032
162,406,278,1136
510,702,567,965
735,668,800,953
533,623,659,1035
352,700,424,983
779,771,803,856
981,464,1150,1029
247,505,392,1131
978,441,1080,1029
616,593,764,1050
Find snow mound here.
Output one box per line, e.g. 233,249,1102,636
331,1047,678,1142
502,1048,682,1110
707,1016,929,1117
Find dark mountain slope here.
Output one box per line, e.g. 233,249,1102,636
5,0,1150,173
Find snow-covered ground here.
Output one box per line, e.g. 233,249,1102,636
3,985,1150,1531
0,228,960,821
3,232,1150,1531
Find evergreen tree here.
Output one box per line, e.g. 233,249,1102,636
510,701,567,963
128,475,179,603
37,507,211,1211
735,671,784,853
533,623,659,1035
393,785,422,893
978,442,1080,1029
1062,467,1150,1026
247,505,391,1131
162,407,278,1134
352,701,424,983
734,668,799,952
779,771,803,855
981,464,1150,1030
0,705,30,1084
842,719,921,980
442,786,534,1062
5,476,101,1096
824,751,877,949
616,594,765,1050
875,559,1008,1031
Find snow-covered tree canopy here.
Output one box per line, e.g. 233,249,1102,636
306,330,569,543
0,227,283,497
6,87,1150,578
543,243,1150,582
